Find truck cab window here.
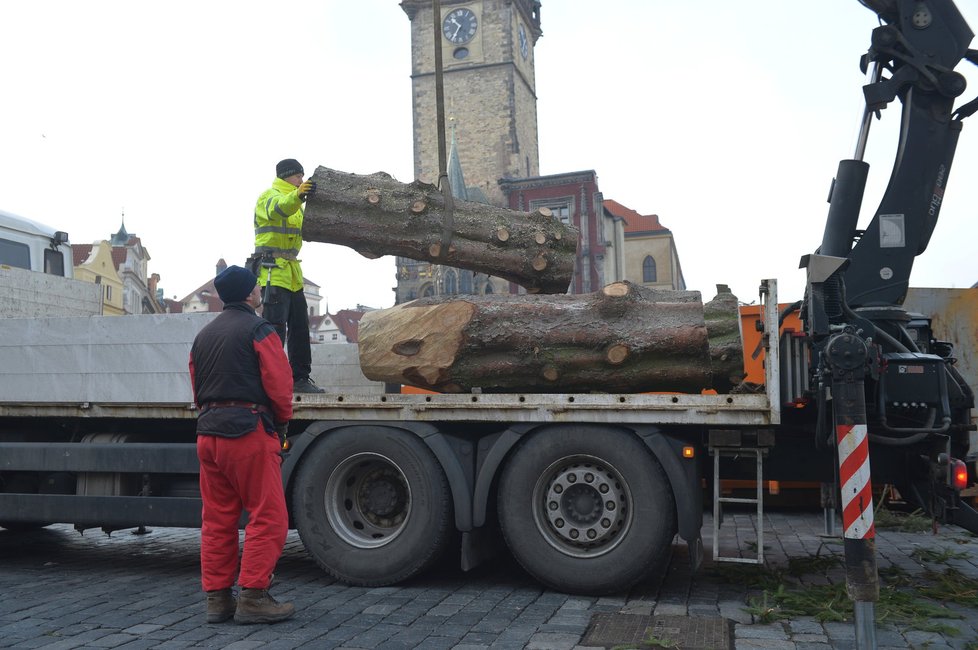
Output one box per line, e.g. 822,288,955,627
0,238,31,270
44,249,66,276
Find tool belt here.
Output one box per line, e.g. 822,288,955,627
254,246,299,261
200,401,269,413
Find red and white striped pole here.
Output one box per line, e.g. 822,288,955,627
837,423,875,539
826,331,879,649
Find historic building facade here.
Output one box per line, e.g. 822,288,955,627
400,0,541,202
396,0,684,301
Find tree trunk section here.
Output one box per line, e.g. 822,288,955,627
302,166,580,294
358,281,744,394
704,285,747,393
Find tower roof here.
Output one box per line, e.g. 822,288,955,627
110,216,130,246
447,123,468,201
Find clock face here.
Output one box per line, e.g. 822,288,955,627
443,7,478,45
518,23,528,59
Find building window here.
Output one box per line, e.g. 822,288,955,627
331,333,338,340
643,256,657,283
529,199,572,225
105,285,113,300
549,205,570,224
318,334,324,342
444,270,458,295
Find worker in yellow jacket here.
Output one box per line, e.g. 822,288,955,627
252,159,324,394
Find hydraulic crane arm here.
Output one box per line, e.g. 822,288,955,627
823,0,974,307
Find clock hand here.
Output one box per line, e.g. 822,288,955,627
453,22,462,40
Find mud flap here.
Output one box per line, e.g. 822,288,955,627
946,498,978,534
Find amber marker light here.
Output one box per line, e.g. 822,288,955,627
682,446,695,458
952,459,968,491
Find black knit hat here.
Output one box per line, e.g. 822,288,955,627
214,265,257,303
276,159,304,179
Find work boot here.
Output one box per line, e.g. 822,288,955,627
293,377,325,394
206,588,236,623
234,588,295,624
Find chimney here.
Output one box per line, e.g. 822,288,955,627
216,258,228,275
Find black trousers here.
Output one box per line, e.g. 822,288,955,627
261,285,312,381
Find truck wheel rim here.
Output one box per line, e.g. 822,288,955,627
532,454,632,558
324,452,411,549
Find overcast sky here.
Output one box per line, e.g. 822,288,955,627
1,0,976,311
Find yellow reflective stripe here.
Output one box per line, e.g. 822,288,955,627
254,226,301,235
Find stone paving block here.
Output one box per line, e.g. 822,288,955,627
785,619,823,634
734,640,797,649
652,602,687,616
427,603,463,617
792,633,830,643
525,631,582,650
410,636,457,649
821,621,857,639
735,623,789,639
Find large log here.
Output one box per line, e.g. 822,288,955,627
703,285,747,392
358,281,745,394
302,166,580,294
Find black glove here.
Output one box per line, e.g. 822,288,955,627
298,181,317,201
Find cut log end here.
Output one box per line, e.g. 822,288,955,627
537,207,553,218
534,232,546,245
411,200,427,214
429,242,441,258
496,227,510,242
532,255,548,271
602,283,631,298
541,365,559,382
606,344,630,365
366,191,381,205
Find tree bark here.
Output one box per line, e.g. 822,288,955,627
358,281,744,394
703,285,747,392
302,166,580,294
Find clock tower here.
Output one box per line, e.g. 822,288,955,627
400,0,542,205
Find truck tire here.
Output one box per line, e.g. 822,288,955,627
292,425,453,586
497,427,677,594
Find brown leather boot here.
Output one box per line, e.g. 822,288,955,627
234,587,295,624
206,588,236,623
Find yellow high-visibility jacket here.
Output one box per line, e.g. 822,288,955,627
254,178,305,291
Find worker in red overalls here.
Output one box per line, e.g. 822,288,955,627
189,265,295,624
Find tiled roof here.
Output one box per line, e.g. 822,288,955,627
603,199,668,234
332,309,365,343
72,244,95,266
176,279,224,312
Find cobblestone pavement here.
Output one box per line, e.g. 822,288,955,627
1,510,977,649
